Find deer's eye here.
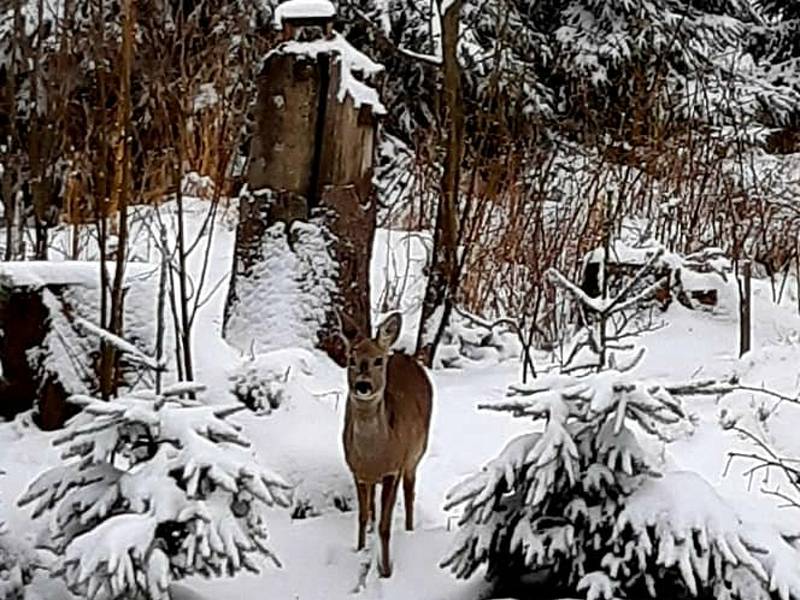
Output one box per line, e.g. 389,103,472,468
374,357,383,367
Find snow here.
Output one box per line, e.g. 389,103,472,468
5,194,800,599
619,471,800,600
17,386,292,598
279,32,381,76
274,0,336,25
0,260,135,288
32,289,95,395
584,239,672,267
370,228,430,350
74,317,165,372
224,209,338,355
276,33,387,115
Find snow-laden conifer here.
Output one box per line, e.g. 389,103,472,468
441,369,800,599
18,383,291,600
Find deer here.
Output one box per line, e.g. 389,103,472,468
338,311,433,578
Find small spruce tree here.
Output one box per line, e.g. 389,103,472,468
441,369,800,599
18,384,291,600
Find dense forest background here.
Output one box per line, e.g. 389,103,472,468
2,0,799,300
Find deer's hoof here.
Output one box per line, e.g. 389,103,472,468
378,562,393,578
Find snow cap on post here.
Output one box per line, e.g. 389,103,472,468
274,0,336,40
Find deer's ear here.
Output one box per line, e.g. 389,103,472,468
337,311,362,348
376,312,402,350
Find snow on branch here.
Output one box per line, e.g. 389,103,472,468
75,317,166,372
546,248,666,317
343,4,443,67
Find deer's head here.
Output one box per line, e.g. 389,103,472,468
339,312,402,405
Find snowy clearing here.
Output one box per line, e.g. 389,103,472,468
1,201,800,599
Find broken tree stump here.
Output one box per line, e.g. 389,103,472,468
224,7,384,364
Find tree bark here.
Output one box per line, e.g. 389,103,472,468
174,158,195,383
155,224,168,394
29,0,54,260
4,0,22,261
100,0,134,398
415,0,464,367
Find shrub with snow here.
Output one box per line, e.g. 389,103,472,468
18,384,291,600
229,363,289,415
435,310,521,369
441,370,800,599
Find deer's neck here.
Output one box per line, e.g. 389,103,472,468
347,395,390,440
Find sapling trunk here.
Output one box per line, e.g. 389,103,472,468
155,224,168,394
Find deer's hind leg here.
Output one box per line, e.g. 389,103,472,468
367,482,376,531
403,467,416,531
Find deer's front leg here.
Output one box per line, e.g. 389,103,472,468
355,479,370,550
378,473,400,577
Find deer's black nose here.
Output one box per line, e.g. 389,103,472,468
355,381,373,396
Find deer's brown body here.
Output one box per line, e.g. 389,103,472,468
340,313,433,578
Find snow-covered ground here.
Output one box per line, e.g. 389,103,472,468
3,200,800,599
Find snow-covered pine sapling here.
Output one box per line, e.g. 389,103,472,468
18,383,291,600
441,370,797,599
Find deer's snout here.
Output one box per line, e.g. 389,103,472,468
354,381,373,397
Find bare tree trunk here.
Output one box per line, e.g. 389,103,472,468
98,213,111,399
108,0,134,347
100,0,134,398
71,222,80,259
598,191,611,371
95,0,112,400
14,187,24,259
415,0,463,367
174,151,194,383
2,169,16,261
155,224,168,394
4,0,22,261
30,0,49,260
168,1,195,385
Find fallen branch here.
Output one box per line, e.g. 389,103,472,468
75,317,166,372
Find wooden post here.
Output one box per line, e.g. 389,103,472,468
739,259,751,357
